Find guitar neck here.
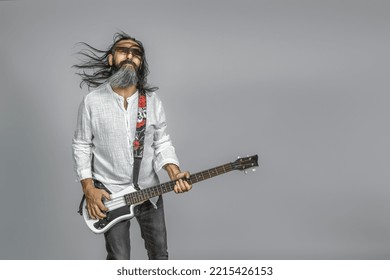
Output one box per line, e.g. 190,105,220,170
125,162,234,205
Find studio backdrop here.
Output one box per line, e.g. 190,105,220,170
0,0,389,259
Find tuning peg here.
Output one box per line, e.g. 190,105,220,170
244,170,248,174
252,168,256,172
237,156,241,159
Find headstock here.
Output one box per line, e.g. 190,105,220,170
232,154,259,173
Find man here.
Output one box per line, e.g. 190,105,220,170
72,32,191,260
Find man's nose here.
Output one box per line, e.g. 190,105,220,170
126,51,133,59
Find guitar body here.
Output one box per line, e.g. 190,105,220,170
82,184,146,234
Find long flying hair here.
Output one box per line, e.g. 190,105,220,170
73,32,158,92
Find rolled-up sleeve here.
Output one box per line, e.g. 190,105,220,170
72,96,93,181
152,99,180,172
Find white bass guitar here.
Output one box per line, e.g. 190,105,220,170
79,155,258,234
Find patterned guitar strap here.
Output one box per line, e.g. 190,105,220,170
132,90,147,191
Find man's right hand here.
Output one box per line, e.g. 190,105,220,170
81,179,111,220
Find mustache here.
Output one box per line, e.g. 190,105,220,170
117,60,137,69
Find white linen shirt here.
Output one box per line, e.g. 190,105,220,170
72,83,180,203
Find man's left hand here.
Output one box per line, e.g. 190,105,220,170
164,163,192,194
173,171,192,194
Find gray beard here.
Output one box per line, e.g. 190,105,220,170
108,64,138,89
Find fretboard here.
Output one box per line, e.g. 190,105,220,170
124,162,234,205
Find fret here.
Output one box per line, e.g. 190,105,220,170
127,194,133,205
124,194,129,205
189,163,231,185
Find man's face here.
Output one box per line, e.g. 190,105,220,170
109,39,143,70
107,39,143,88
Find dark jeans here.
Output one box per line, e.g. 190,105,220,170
104,196,168,260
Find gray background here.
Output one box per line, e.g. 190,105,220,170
0,0,389,259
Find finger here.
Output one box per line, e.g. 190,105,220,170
93,204,106,219
184,181,192,191
88,203,98,220
176,171,190,179
178,179,189,192
91,192,109,211
178,179,185,191
89,201,102,218
87,204,95,220
96,199,109,212
95,195,108,210
102,190,111,201
174,183,182,193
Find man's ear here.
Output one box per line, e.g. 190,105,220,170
108,54,113,66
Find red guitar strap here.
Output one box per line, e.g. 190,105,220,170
132,90,147,190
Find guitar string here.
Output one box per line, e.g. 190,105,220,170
125,163,235,205
105,160,252,207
